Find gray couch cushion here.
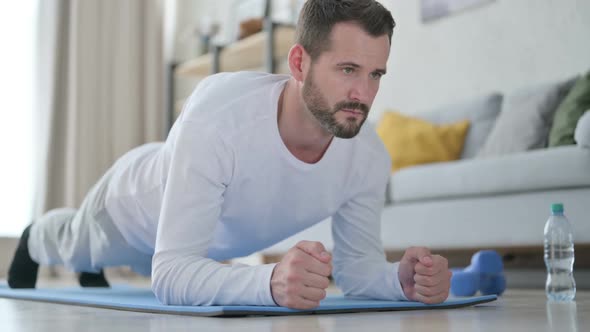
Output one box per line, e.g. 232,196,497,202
478,78,576,158
391,146,590,203
575,110,590,148
418,93,503,159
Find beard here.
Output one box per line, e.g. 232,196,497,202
302,69,370,139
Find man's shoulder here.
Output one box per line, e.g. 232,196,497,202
186,71,289,110
181,71,288,122
199,71,289,93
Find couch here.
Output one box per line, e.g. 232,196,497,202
262,72,590,263
380,76,590,253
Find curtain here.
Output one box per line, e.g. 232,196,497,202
34,0,168,215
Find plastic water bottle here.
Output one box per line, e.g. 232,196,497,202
544,203,576,301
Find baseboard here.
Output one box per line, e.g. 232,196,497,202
385,245,590,269
262,245,590,269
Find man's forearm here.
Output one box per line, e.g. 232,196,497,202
151,250,277,306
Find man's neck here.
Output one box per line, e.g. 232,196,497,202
277,78,334,164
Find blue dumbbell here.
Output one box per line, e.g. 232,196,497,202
450,250,506,296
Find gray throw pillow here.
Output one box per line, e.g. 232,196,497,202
477,77,576,158
575,110,590,148
418,93,503,159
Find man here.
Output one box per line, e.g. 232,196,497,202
8,0,451,309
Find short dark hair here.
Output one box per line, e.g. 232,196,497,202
295,0,396,61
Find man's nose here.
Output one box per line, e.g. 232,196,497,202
348,78,371,103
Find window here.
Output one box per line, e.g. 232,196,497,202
0,1,37,236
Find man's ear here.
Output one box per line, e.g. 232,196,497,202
288,44,308,82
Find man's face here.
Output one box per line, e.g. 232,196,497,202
301,22,390,139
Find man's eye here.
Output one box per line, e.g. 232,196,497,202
342,67,354,74
370,72,382,80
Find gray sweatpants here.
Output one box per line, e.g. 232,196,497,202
28,167,152,276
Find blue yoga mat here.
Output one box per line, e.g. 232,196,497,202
0,284,496,317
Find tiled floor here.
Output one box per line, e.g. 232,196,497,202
0,278,587,332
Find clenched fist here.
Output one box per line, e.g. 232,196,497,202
398,247,452,304
270,241,332,309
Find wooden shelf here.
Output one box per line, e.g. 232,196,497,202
175,25,295,77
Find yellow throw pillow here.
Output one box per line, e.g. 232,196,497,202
376,111,470,172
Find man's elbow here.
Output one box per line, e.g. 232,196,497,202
151,255,178,305
151,252,217,306
332,266,368,297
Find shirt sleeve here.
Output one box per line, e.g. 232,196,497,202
330,153,408,301
151,120,277,306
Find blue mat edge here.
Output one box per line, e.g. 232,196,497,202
0,283,497,317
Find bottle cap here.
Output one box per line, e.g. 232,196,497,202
551,203,564,213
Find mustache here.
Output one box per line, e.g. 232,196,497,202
334,101,369,115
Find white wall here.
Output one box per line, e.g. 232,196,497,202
370,0,590,121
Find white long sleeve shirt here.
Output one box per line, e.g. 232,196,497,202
104,71,406,306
